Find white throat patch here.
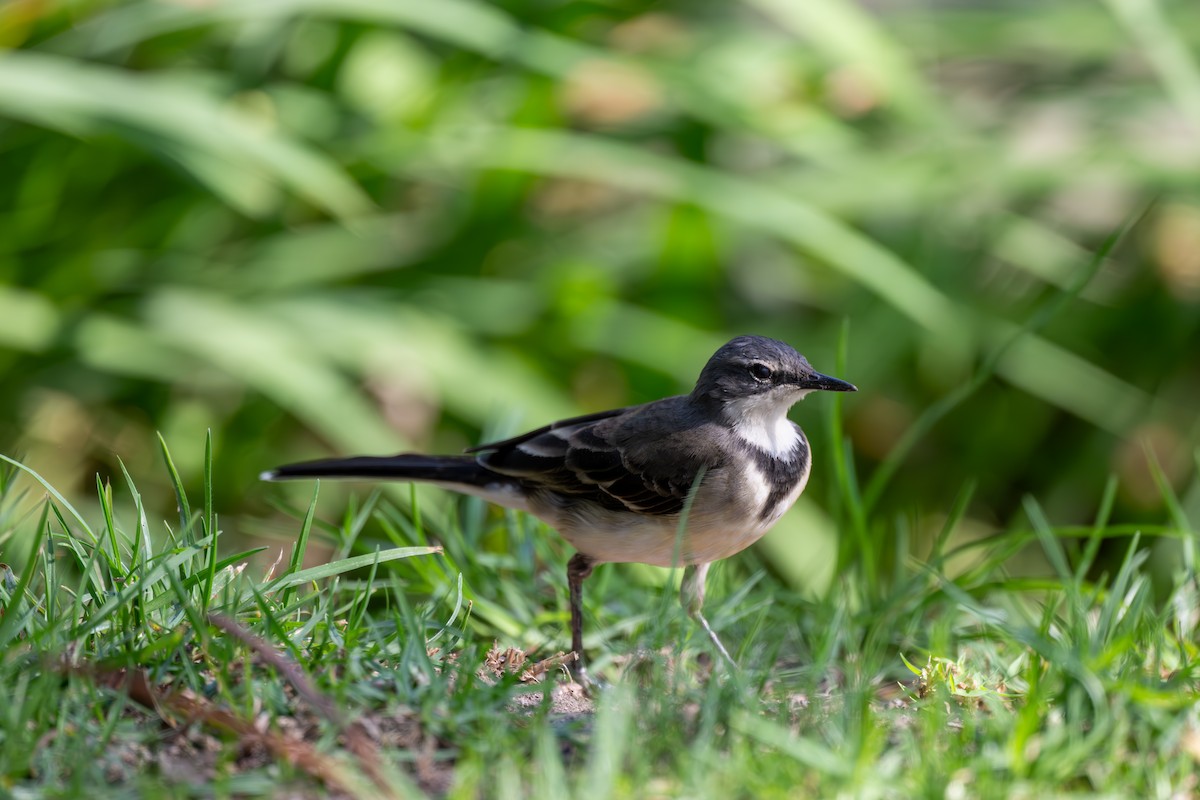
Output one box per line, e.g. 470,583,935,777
725,391,808,458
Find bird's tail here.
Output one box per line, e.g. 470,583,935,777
261,454,496,486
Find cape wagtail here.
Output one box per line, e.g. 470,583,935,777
262,335,855,682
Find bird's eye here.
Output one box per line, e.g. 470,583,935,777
749,363,772,381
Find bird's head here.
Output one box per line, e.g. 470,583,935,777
691,335,857,413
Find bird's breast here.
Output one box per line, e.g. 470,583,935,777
739,438,812,523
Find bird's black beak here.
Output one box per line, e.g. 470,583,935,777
801,371,857,392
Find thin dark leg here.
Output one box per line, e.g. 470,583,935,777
567,552,595,684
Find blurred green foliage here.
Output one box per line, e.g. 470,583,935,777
1,0,1199,589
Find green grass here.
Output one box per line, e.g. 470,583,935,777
2,0,1199,796
1,430,1197,798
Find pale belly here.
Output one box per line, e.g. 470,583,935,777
528,462,810,567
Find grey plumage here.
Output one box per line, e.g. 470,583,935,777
263,335,856,682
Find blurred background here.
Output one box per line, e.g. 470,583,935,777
1,0,1198,595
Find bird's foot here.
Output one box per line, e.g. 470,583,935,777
695,610,737,672
571,660,608,696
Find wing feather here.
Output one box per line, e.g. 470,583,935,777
464,407,629,453
474,397,722,516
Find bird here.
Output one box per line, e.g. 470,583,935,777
262,335,856,684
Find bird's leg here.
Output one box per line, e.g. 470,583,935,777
567,552,596,686
680,562,736,670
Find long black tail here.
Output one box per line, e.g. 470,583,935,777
261,454,497,486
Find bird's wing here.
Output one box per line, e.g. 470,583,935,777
463,406,630,453
474,399,720,516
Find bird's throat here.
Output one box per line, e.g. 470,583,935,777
725,395,803,458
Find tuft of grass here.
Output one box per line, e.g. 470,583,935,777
1,428,1198,797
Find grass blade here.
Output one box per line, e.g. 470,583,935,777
157,433,192,542
265,546,441,590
